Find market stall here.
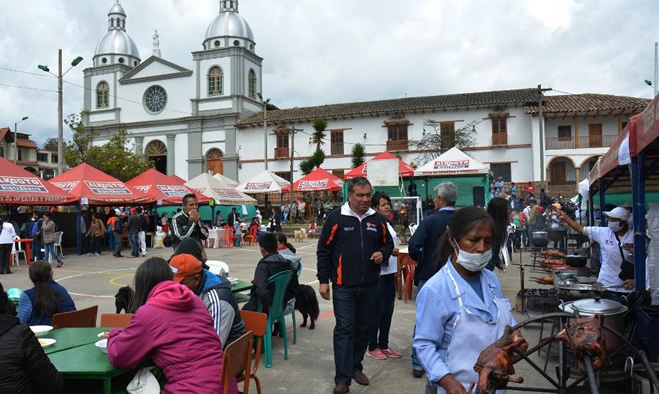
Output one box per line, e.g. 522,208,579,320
50,163,153,254
0,157,78,205
282,167,343,193
127,168,210,205
213,172,240,188
235,170,290,194
413,147,491,207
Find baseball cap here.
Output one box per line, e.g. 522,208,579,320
130,207,137,213
169,253,202,282
604,207,630,221
552,203,562,210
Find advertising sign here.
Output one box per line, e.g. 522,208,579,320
0,177,49,193
85,181,131,195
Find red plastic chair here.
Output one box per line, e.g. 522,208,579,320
244,226,258,246
224,226,233,248
400,255,417,304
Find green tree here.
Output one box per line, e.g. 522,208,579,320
42,138,58,151
298,149,326,175
311,117,328,151
410,119,479,165
64,111,153,181
351,142,365,168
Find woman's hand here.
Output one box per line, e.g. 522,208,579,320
392,248,399,257
623,279,635,290
439,374,468,394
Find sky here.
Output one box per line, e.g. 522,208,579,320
0,0,657,146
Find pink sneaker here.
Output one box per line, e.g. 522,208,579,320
381,348,402,358
367,348,387,360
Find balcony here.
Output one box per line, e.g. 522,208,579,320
387,139,408,151
274,147,289,159
545,135,618,150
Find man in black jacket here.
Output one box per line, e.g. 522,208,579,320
126,208,141,257
317,177,394,394
407,181,457,378
171,194,208,250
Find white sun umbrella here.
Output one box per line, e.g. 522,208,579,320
212,172,240,188
185,173,257,205
235,169,290,194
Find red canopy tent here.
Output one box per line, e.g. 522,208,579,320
0,156,77,205
344,151,415,179
282,167,344,192
50,163,153,205
127,169,210,205
168,175,187,185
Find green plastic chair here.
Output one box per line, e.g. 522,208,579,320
257,270,293,368
288,262,303,344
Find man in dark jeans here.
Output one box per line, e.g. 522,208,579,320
317,177,394,394
126,208,141,257
407,182,457,378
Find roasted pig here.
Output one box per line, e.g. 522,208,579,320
472,328,528,394
534,276,554,285
543,250,566,258
555,314,607,374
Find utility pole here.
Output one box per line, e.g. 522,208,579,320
289,123,298,206
654,42,658,97
538,84,552,191
57,49,64,175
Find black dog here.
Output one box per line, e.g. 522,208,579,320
295,284,319,329
114,286,134,313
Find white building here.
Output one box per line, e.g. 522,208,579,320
82,0,263,180
236,90,648,194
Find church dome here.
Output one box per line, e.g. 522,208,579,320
203,1,255,49
93,1,140,66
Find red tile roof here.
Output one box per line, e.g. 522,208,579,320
16,139,37,148
524,93,650,116
0,128,13,142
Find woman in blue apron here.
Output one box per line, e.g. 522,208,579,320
413,207,516,394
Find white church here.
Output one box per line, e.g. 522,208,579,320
82,1,649,196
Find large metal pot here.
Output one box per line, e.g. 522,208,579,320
552,265,590,282
559,298,628,351
565,254,588,267
532,231,549,247
547,229,567,242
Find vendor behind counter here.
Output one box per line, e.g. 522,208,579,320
558,206,635,302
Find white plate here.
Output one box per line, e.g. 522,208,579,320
30,325,53,338
38,338,56,348
95,339,108,354
97,332,109,338
227,277,239,284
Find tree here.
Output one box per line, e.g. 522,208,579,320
298,149,326,175
42,138,58,151
409,119,479,166
311,117,327,151
351,143,365,168
64,111,153,181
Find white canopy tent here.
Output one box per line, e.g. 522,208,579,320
414,147,490,176
186,173,257,205
213,172,240,188
236,170,290,194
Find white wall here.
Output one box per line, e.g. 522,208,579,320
118,76,194,123
545,116,622,139
175,134,188,180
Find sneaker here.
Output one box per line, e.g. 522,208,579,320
412,368,425,378
56,262,63,268
381,348,402,358
94,253,100,256
87,253,93,256
366,348,387,360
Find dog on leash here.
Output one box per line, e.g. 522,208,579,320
294,229,307,242
114,286,134,313
295,284,319,329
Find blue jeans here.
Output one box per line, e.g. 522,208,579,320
368,273,396,351
108,231,115,251
411,279,428,371
129,232,139,256
32,239,42,261
332,282,377,385
44,242,61,263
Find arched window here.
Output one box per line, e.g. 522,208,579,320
208,66,223,96
96,82,109,108
206,148,224,175
248,69,256,98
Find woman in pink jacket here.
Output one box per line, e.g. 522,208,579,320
107,257,237,393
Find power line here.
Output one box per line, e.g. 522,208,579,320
552,89,576,95
0,65,56,78
0,82,58,93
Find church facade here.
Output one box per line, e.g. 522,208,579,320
82,0,263,181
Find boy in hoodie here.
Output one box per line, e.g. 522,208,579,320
169,253,246,349
243,232,299,313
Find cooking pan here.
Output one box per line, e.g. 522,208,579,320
547,230,567,242
565,254,588,267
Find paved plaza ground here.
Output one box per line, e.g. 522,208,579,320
1,242,608,393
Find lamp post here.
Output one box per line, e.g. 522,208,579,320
38,49,83,175
257,93,270,170
13,116,28,163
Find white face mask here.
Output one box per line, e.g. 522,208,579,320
608,221,624,232
453,238,493,272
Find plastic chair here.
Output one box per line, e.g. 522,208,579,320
54,231,63,257
11,239,27,267
239,310,267,394
52,305,98,329
256,270,293,368
409,223,418,237
221,331,254,394
206,260,230,277
224,226,234,249
400,255,417,304
285,262,303,345
244,226,258,246
100,313,134,328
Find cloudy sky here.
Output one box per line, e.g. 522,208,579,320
0,0,657,146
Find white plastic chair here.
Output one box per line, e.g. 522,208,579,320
206,260,229,277
11,238,27,267
54,231,63,257
409,223,418,237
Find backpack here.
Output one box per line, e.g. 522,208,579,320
114,217,123,233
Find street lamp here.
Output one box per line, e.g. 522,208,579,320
257,93,271,170
38,49,83,174
13,116,28,163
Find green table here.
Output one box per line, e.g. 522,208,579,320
231,280,252,293
46,328,132,394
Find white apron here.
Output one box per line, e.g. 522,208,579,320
428,266,514,394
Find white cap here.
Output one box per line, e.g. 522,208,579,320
604,207,630,221
622,201,633,209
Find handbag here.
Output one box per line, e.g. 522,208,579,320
127,367,159,394
615,234,635,281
